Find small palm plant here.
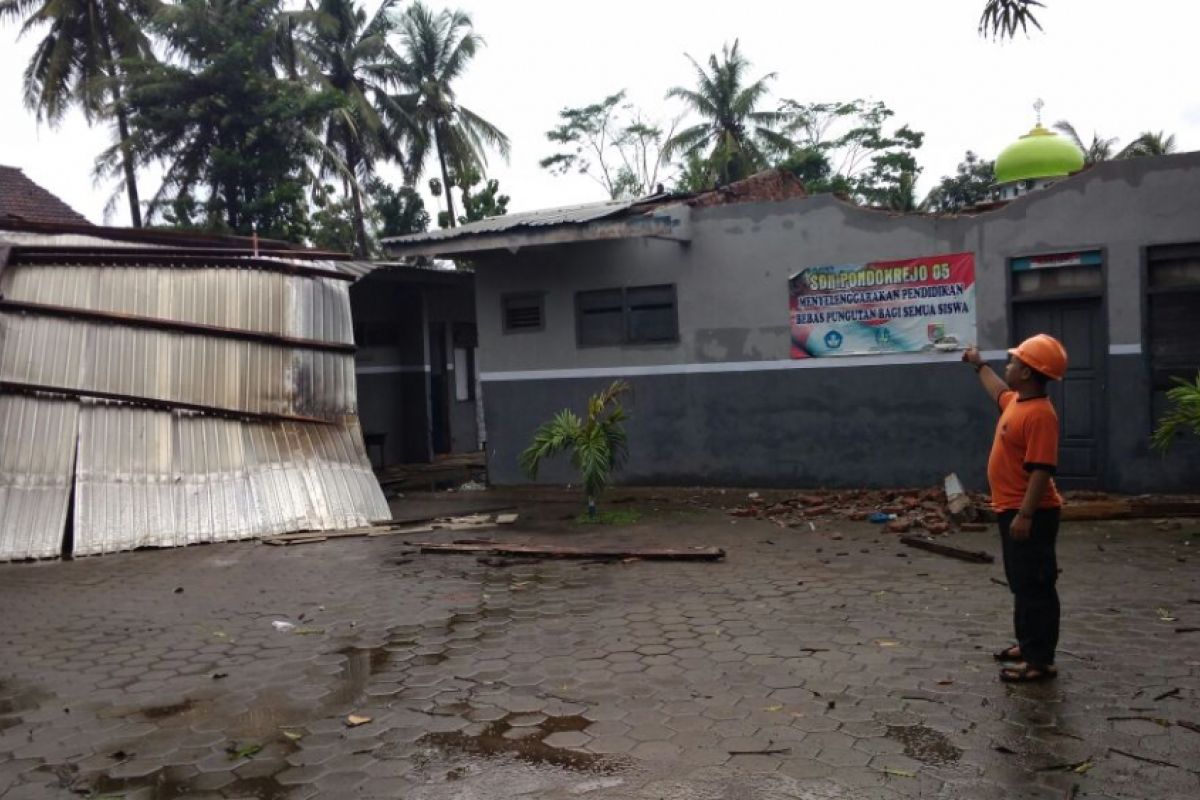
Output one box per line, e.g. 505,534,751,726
519,381,630,518
1152,372,1200,453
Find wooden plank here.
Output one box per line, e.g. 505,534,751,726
900,536,994,564
410,542,725,561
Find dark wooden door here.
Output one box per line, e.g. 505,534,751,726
1013,299,1106,488
428,322,451,455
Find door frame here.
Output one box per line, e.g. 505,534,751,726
1005,247,1110,489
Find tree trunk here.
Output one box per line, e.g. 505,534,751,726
345,141,369,257
99,14,142,228
435,125,457,228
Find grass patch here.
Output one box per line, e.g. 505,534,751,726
575,509,643,526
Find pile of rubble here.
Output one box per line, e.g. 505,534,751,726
728,477,990,536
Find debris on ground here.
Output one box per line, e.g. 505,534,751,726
727,481,990,536
375,452,487,495
260,511,518,547
1061,494,1200,521
270,620,295,632
345,714,372,727
900,536,995,564
410,542,726,561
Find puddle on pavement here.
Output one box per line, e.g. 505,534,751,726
421,713,618,772
886,724,963,765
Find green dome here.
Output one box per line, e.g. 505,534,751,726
994,124,1085,184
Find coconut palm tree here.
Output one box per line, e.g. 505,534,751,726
292,0,410,255
519,381,630,518
394,2,510,228
1,0,158,226
662,40,791,187
979,0,1044,38
1052,120,1118,165
1119,131,1178,159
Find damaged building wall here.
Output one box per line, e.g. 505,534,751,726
474,154,1200,493
0,243,390,561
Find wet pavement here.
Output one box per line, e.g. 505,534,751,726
1,492,1198,799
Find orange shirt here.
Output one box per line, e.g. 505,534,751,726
987,391,1063,511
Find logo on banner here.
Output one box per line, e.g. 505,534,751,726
824,330,844,350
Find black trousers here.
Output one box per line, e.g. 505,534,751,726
998,508,1061,667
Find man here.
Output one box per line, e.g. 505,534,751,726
962,334,1068,683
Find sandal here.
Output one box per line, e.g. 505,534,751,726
993,645,1022,662
1000,663,1058,683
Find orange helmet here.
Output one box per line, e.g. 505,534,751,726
1008,334,1068,381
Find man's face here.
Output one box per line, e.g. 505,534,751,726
1005,355,1027,386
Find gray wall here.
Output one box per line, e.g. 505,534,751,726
474,154,1200,491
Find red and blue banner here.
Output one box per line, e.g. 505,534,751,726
789,252,976,358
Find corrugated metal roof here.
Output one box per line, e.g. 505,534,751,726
380,195,655,245
0,242,389,561
0,395,78,560
72,407,387,556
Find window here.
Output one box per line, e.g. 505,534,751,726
576,284,678,347
502,293,543,333
1147,244,1200,390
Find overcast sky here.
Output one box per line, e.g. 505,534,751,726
2,0,1198,227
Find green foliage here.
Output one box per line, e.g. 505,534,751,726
112,0,337,241
778,99,924,206
1119,131,1178,159
519,381,631,512
1053,120,1118,165
1152,373,1200,453
575,509,642,526
923,151,996,212
1,0,159,225
662,40,788,186
437,165,508,227
395,2,510,228
290,0,409,255
541,90,676,199
369,177,429,239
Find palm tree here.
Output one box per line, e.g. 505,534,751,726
1052,120,1118,165
1,0,158,226
395,2,510,228
662,40,791,187
979,0,1044,39
1119,131,1178,159
519,381,630,518
292,0,409,255
114,0,331,240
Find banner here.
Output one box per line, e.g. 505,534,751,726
789,252,975,358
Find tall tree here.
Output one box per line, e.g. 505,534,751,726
395,2,510,228
540,90,678,200
1,0,158,226
114,0,336,240
1119,130,1178,159
778,99,924,206
1052,120,1118,165
292,0,409,256
923,151,996,212
370,177,429,239
662,40,790,186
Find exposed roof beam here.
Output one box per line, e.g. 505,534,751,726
383,213,691,260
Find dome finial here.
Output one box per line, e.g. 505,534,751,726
1033,98,1045,125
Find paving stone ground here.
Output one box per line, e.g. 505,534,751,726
1,491,1198,799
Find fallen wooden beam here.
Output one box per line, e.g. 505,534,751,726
409,541,726,561
900,536,994,564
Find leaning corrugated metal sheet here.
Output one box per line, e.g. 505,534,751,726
0,237,389,560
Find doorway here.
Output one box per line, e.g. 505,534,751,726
1012,298,1106,488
